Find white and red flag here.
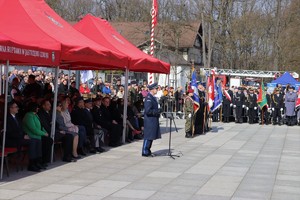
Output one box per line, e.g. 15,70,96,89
296,87,300,110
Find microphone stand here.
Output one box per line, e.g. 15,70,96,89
163,112,182,159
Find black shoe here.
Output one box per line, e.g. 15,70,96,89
185,133,192,138
78,148,87,156
96,147,105,153
89,149,97,154
35,163,47,170
28,165,41,172
72,155,81,159
142,153,155,157
109,142,122,147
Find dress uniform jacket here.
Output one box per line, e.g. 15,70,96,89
285,92,297,116
144,93,161,140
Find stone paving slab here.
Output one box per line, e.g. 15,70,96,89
1,119,300,200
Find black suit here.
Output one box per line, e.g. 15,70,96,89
37,109,54,163
6,113,29,150
100,105,122,146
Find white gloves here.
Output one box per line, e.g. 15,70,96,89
230,103,233,107
254,107,257,110
188,113,192,118
272,108,275,111
280,108,283,111
233,105,236,108
242,105,245,108
268,108,271,111
246,107,249,111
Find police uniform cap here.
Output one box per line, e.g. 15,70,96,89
225,84,229,87
93,97,102,102
75,97,84,104
248,87,254,91
84,99,93,104
238,87,243,90
290,86,295,90
147,83,158,90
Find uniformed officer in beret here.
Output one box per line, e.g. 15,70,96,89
184,88,194,138
142,83,162,157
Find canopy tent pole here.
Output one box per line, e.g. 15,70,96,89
122,68,129,144
50,66,60,163
1,60,9,180
68,69,71,90
0,65,2,94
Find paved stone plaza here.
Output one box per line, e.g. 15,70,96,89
0,119,300,200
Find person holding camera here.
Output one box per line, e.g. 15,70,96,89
142,83,162,157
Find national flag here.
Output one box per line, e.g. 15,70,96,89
296,87,300,110
257,81,268,108
152,0,158,26
207,73,215,111
211,82,223,112
80,70,93,84
191,68,199,111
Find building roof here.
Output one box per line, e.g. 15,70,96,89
110,21,201,49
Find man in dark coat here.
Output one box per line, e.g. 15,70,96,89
142,83,162,157
37,99,54,164
247,88,258,124
99,97,123,147
271,88,284,125
6,101,30,151
222,84,233,123
233,87,246,123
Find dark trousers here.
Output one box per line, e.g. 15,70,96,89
29,138,42,160
62,134,73,159
142,139,153,155
109,124,122,145
248,108,256,123
273,108,282,124
223,104,231,118
41,136,53,163
236,106,243,122
78,125,87,148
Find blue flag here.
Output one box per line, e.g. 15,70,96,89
191,69,199,110
211,82,223,112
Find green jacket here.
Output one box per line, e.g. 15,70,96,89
22,112,47,140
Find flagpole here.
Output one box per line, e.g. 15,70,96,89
262,108,264,125
148,0,157,84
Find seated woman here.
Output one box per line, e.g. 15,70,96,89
22,102,48,172
56,101,78,162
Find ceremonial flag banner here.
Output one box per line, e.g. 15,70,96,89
212,82,223,112
296,87,300,110
191,68,199,110
257,81,268,108
207,74,215,111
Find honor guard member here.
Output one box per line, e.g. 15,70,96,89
184,88,194,138
142,83,162,157
261,88,272,125
233,87,245,123
247,88,258,124
222,84,233,123
194,83,207,135
285,86,297,126
271,88,284,125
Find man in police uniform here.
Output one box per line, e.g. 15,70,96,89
271,88,284,125
222,84,233,123
247,88,258,124
233,87,245,123
142,83,162,157
184,88,194,138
